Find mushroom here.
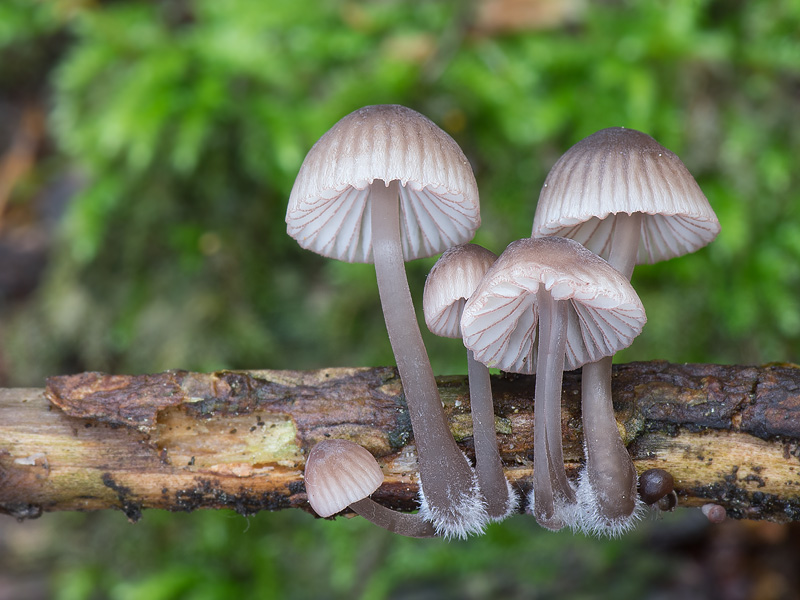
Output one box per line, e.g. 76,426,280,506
460,237,646,531
638,468,677,512
532,127,720,535
701,503,727,523
423,243,518,521
304,439,435,538
532,127,720,273
286,105,487,538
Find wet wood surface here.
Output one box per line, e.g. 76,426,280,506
1,361,799,522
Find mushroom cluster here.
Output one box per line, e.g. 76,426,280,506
288,109,720,539
532,127,720,536
460,236,647,531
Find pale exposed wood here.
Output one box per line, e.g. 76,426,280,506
1,361,799,522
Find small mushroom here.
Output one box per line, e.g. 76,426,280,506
423,244,518,521
638,468,677,511
287,105,487,538
701,503,727,524
533,127,720,536
304,439,435,538
461,237,646,531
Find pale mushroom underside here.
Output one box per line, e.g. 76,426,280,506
287,182,478,263
286,104,481,262
535,212,720,264
461,270,646,375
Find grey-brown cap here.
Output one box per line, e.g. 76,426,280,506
461,237,646,374
304,439,384,518
532,127,720,263
423,244,498,339
287,105,480,263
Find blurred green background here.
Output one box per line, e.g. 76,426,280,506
1,0,799,598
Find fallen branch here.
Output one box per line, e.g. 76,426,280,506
1,361,799,523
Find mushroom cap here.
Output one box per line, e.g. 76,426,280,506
461,237,646,374
287,104,481,263
532,127,720,264
423,244,498,339
638,468,675,505
304,439,384,518
701,503,727,523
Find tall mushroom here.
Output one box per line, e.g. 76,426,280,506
423,243,518,521
460,237,646,531
287,105,487,538
532,127,720,536
304,439,435,538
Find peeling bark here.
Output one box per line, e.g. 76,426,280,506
1,361,799,523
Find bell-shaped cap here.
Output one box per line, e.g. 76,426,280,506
287,105,480,263
532,127,720,264
461,237,646,374
304,439,384,518
423,244,498,339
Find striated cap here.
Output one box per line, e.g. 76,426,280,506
304,439,384,518
532,127,720,263
423,244,498,339
287,105,480,263
461,237,646,374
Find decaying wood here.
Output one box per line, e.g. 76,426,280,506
1,361,800,523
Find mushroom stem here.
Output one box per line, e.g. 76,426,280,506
369,179,484,536
531,289,576,530
607,212,642,279
580,355,638,521
467,348,515,519
349,498,436,538
580,211,642,528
